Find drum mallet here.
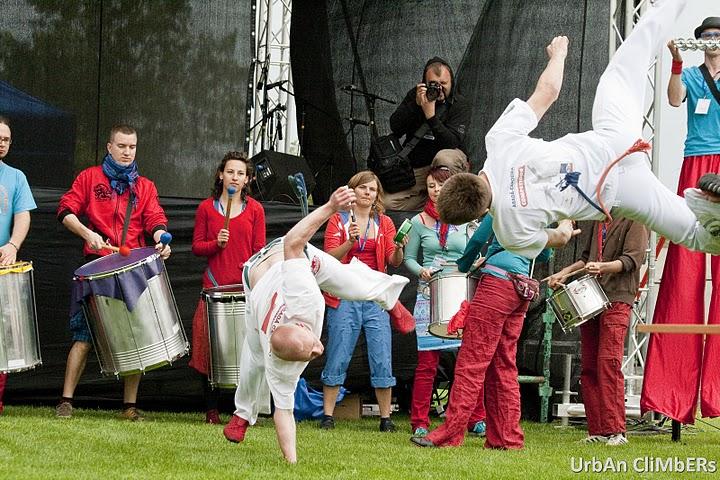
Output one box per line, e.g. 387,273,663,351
219,186,237,248
672,38,720,51
104,241,131,257
160,232,173,247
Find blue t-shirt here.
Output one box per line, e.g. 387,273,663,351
457,215,552,278
682,66,720,157
0,161,37,245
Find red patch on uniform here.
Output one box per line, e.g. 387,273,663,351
517,165,528,207
310,255,321,275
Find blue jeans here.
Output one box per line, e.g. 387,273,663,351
321,300,395,388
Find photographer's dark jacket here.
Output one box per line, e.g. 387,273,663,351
389,57,470,169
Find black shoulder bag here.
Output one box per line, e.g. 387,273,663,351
699,64,720,106
368,123,429,193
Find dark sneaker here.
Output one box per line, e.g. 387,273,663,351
55,401,73,418
469,420,486,437
413,427,429,437
410,436,436,448
580,435,609,444
699,173,720,196
205,409,222,425
224,414,249,443
685,188,720,238
379,418,397,432
319,415,335,430
120,407,145,421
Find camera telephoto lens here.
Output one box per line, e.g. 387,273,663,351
426,81,441,102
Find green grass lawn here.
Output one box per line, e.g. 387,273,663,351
1,406,719,479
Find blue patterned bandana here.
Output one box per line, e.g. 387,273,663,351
102,153,139,196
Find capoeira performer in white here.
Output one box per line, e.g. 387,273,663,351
222,186,413,463
438,0,720,258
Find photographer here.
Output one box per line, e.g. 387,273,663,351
386,57,470,211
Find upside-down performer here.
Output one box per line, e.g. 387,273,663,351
437,0,720,263
222,186,414,463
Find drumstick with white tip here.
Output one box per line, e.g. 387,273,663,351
349,208,360,240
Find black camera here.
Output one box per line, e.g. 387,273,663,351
425,81,442,102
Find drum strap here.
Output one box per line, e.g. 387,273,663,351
206,267,220,287
120,191,135,247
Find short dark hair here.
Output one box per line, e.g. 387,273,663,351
0,115,10,128
437,173,491,225
427,165,452,184
108,123,137,143
212,151,253,201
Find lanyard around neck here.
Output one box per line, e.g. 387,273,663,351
356,216,373,252
215,198,245,216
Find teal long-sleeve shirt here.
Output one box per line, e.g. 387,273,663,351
457,215,552,277
403,214,469,276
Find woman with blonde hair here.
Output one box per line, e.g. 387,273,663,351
319,170,408,432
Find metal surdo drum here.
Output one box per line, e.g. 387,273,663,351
0,262,41,373
203,284,246,389
547,275,610,333
73,247,188,376
428,268,478,339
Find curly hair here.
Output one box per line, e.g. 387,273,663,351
212,151,253,201
436,173,491,225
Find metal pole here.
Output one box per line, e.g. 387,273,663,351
540,286,555,423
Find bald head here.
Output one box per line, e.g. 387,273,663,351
437,173,491,225
270,323,324,362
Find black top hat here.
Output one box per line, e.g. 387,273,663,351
695,16,720,39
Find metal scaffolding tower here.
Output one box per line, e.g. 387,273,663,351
246,0,298,157
610,0,660,412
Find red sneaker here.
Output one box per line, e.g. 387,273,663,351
224,414,249,443
205,409,222,425
389,302,415,334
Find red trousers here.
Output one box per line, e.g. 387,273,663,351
410,350,485,431
580,302,631,435
0,372,6,413
642,154,720,423
426,275,527,449
188,299,210,376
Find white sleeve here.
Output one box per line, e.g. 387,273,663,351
266,356,307,411
493,216,549,259
485,98,539,156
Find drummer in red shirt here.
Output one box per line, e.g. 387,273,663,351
190,151,265,424
55,123,171,421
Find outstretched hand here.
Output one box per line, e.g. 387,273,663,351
329,186,357,212
667,39,682,62
546,36,569,60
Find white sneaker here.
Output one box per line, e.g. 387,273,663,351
685,188,720,237
606,433,628,446
580,435,609,444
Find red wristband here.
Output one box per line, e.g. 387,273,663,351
671,59,683,75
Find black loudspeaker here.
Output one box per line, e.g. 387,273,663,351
250,151,316,203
